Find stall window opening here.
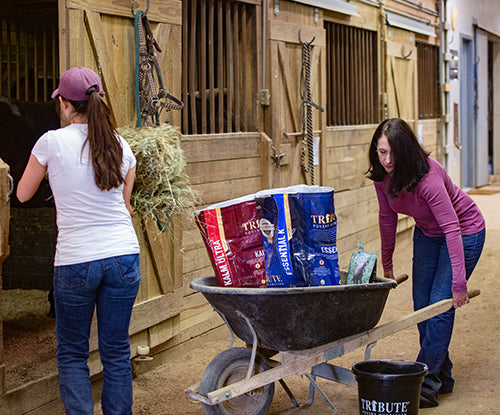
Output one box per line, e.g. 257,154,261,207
182,0,258,135
325,21,379,126
417,42,440,120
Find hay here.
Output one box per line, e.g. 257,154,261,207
118,124,199,228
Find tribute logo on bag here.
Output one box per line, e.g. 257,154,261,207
256,186,340,287
196,198,266,288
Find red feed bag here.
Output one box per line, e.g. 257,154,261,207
196,198,266,288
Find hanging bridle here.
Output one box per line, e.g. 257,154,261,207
133,1,183,127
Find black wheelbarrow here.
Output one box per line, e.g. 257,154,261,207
185,271,479,415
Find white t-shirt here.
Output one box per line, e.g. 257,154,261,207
32,123,140,266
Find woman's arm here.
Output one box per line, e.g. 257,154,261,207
374,181,398,274
123,165,136,216
420,167,468,307
17,155,47,203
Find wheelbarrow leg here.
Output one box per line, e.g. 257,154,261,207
213,306,235,349
303,373,341,415
304,374,316,407
236,310,260,379
364,341,377,360
278,379,300,407
213,307,261,380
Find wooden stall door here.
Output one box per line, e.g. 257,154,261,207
0,158,12,397
386,40,418,122
58,0,182,127
58,0,184,375
267,19,326,187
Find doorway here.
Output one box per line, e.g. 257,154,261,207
0,6,60,394
489,38,500,178
460,36,474,188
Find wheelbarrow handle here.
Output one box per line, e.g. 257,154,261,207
393,276,480,300
467,288,481,299
395,274,409,285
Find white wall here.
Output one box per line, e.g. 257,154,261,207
444,0,500,186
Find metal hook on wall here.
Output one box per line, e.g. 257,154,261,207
299,29,316,46
401,45,412,59
131,0,149,17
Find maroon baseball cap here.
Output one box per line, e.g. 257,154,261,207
51,66,105,101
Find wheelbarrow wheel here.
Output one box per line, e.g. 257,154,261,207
199,347,275,415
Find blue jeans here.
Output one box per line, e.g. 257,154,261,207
54,254,141,415
412,226,485,403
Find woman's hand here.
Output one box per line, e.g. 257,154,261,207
452,290,470,308
125,202,135,217
123,166,136,217
384,269,395,279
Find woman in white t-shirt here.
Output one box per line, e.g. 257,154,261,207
18,66,140,415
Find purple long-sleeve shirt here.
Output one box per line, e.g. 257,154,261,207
374,158,485,293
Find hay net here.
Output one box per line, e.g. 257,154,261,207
118,124,198,229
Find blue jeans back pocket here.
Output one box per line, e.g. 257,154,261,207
113,254,141,282
56,262,91,288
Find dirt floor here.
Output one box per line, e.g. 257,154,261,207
2,289,56,390
114,189,500,415
3,189,500,414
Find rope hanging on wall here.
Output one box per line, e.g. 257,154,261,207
133,3,183,127
299,32,324,185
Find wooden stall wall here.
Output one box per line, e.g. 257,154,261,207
179,132,270,343
384,0,441,140
319,4,382,263
419,119,442,161
321,1,441,265
324,125,415,269
264,1,326,188
385,29,418,122
382,0,441,247
325,126,381,266
57,0,184,376
58,0,182,128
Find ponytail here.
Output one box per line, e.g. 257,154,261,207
71,93,124,191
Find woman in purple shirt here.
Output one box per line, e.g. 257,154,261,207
366,118,485,408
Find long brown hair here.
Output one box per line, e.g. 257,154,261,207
68,92,124,191
366,118,429,198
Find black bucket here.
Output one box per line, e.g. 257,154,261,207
352,360,428,415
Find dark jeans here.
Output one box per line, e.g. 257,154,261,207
54,254,141,414
412,226,485,403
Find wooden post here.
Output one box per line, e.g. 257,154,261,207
0,158,12,396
